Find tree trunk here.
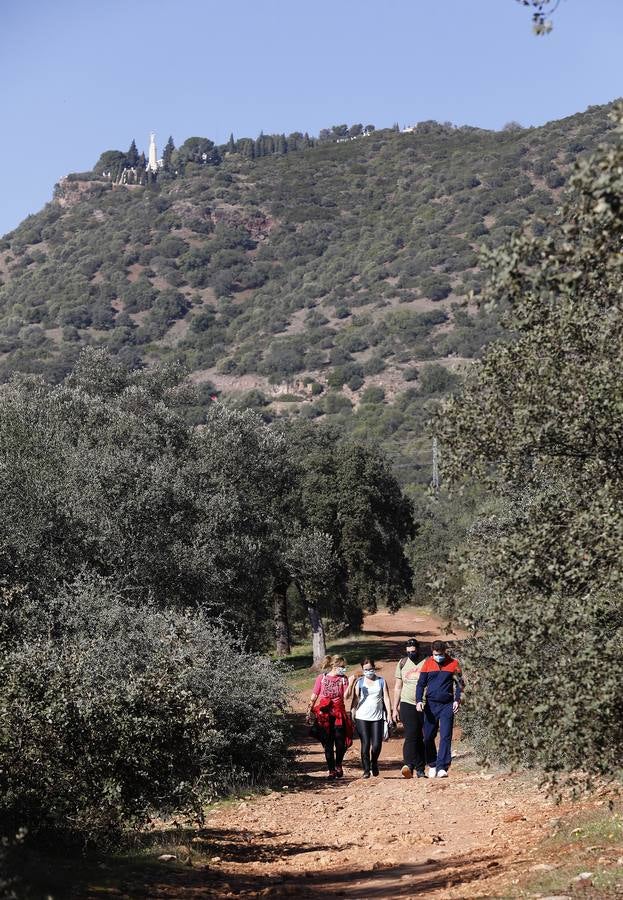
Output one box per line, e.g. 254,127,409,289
308,604,326,667
274,589,291,656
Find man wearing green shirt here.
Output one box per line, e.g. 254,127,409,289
394,637,426,779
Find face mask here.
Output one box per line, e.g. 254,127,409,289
363,669,375,678
335,667,346,676
433,654,445,664
407,651,418,662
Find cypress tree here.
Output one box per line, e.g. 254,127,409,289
162,136,175,172
127,139,139,167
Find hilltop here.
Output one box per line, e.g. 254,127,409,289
0,103,615,484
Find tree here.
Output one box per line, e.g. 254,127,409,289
515,0,559,34
290,423,415,640
330,124,349,139
175,137,221,172
94,149,127,177
162,135,175,171
437,105,623,783
126,139,139,168
228,132,235,153
0,348,313,635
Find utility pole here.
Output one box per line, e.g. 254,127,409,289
432,437,440,494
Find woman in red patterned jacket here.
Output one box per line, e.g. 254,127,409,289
306,655,354,779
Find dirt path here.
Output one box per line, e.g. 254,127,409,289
169,608,578,899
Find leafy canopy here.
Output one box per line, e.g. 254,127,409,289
438,104,623,782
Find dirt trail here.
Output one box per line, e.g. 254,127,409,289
178,608,577,899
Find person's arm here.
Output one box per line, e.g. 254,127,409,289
350,679,360,718
344,673,357,701
453,663,464,711
383,678,394,721
393,662,403,720
306,675,322,723
415,667,429,711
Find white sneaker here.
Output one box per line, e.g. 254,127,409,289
437,769,448,778
427,767,437,778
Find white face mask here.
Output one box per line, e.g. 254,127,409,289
433,654,445,664
363,669,375,678
335,667,346,676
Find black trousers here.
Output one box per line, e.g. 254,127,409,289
320,717,346,771
400,701,425,773
356,718,384,773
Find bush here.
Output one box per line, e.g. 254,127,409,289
419,363,460,395
347,373,364,391
360,385,385,404
0,575,289,847
419,275,453,302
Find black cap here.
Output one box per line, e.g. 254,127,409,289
406,637,419,647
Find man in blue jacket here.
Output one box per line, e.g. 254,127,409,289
415,640,463,779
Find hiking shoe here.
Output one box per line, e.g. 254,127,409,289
362,771,371,779
437,769,448,778
327,771,337,780
401,765,413,779
416,769,426,778
371,765,379,777
335,766,344,778
427,767,437,779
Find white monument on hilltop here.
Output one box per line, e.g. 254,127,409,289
146,131,161,173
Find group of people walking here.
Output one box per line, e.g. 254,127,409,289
306,637,462,780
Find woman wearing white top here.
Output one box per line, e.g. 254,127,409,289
351,657,394,778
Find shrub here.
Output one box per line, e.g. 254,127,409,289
322,392,352,414
347,373,364,391
360,385,385,404
363,356,386,376
0,575,290,847
419,275,453,302
419,363,461,396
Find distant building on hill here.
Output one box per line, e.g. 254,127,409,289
146,132,163,173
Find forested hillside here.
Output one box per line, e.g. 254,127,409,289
0,104,614,491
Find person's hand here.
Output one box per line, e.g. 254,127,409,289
394,707,400,723
452,701,460,713
416,702,424,712
305,712,315,725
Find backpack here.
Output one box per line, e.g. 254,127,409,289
357,675,385,694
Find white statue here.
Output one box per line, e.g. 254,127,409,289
147,132,159,173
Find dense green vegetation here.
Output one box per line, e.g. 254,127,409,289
0,104,613,511
437,104,623,785
0,349,413,867
1,103,622,882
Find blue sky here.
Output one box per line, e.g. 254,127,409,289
1,0,621,237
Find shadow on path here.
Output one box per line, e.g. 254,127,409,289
85,847,501,898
